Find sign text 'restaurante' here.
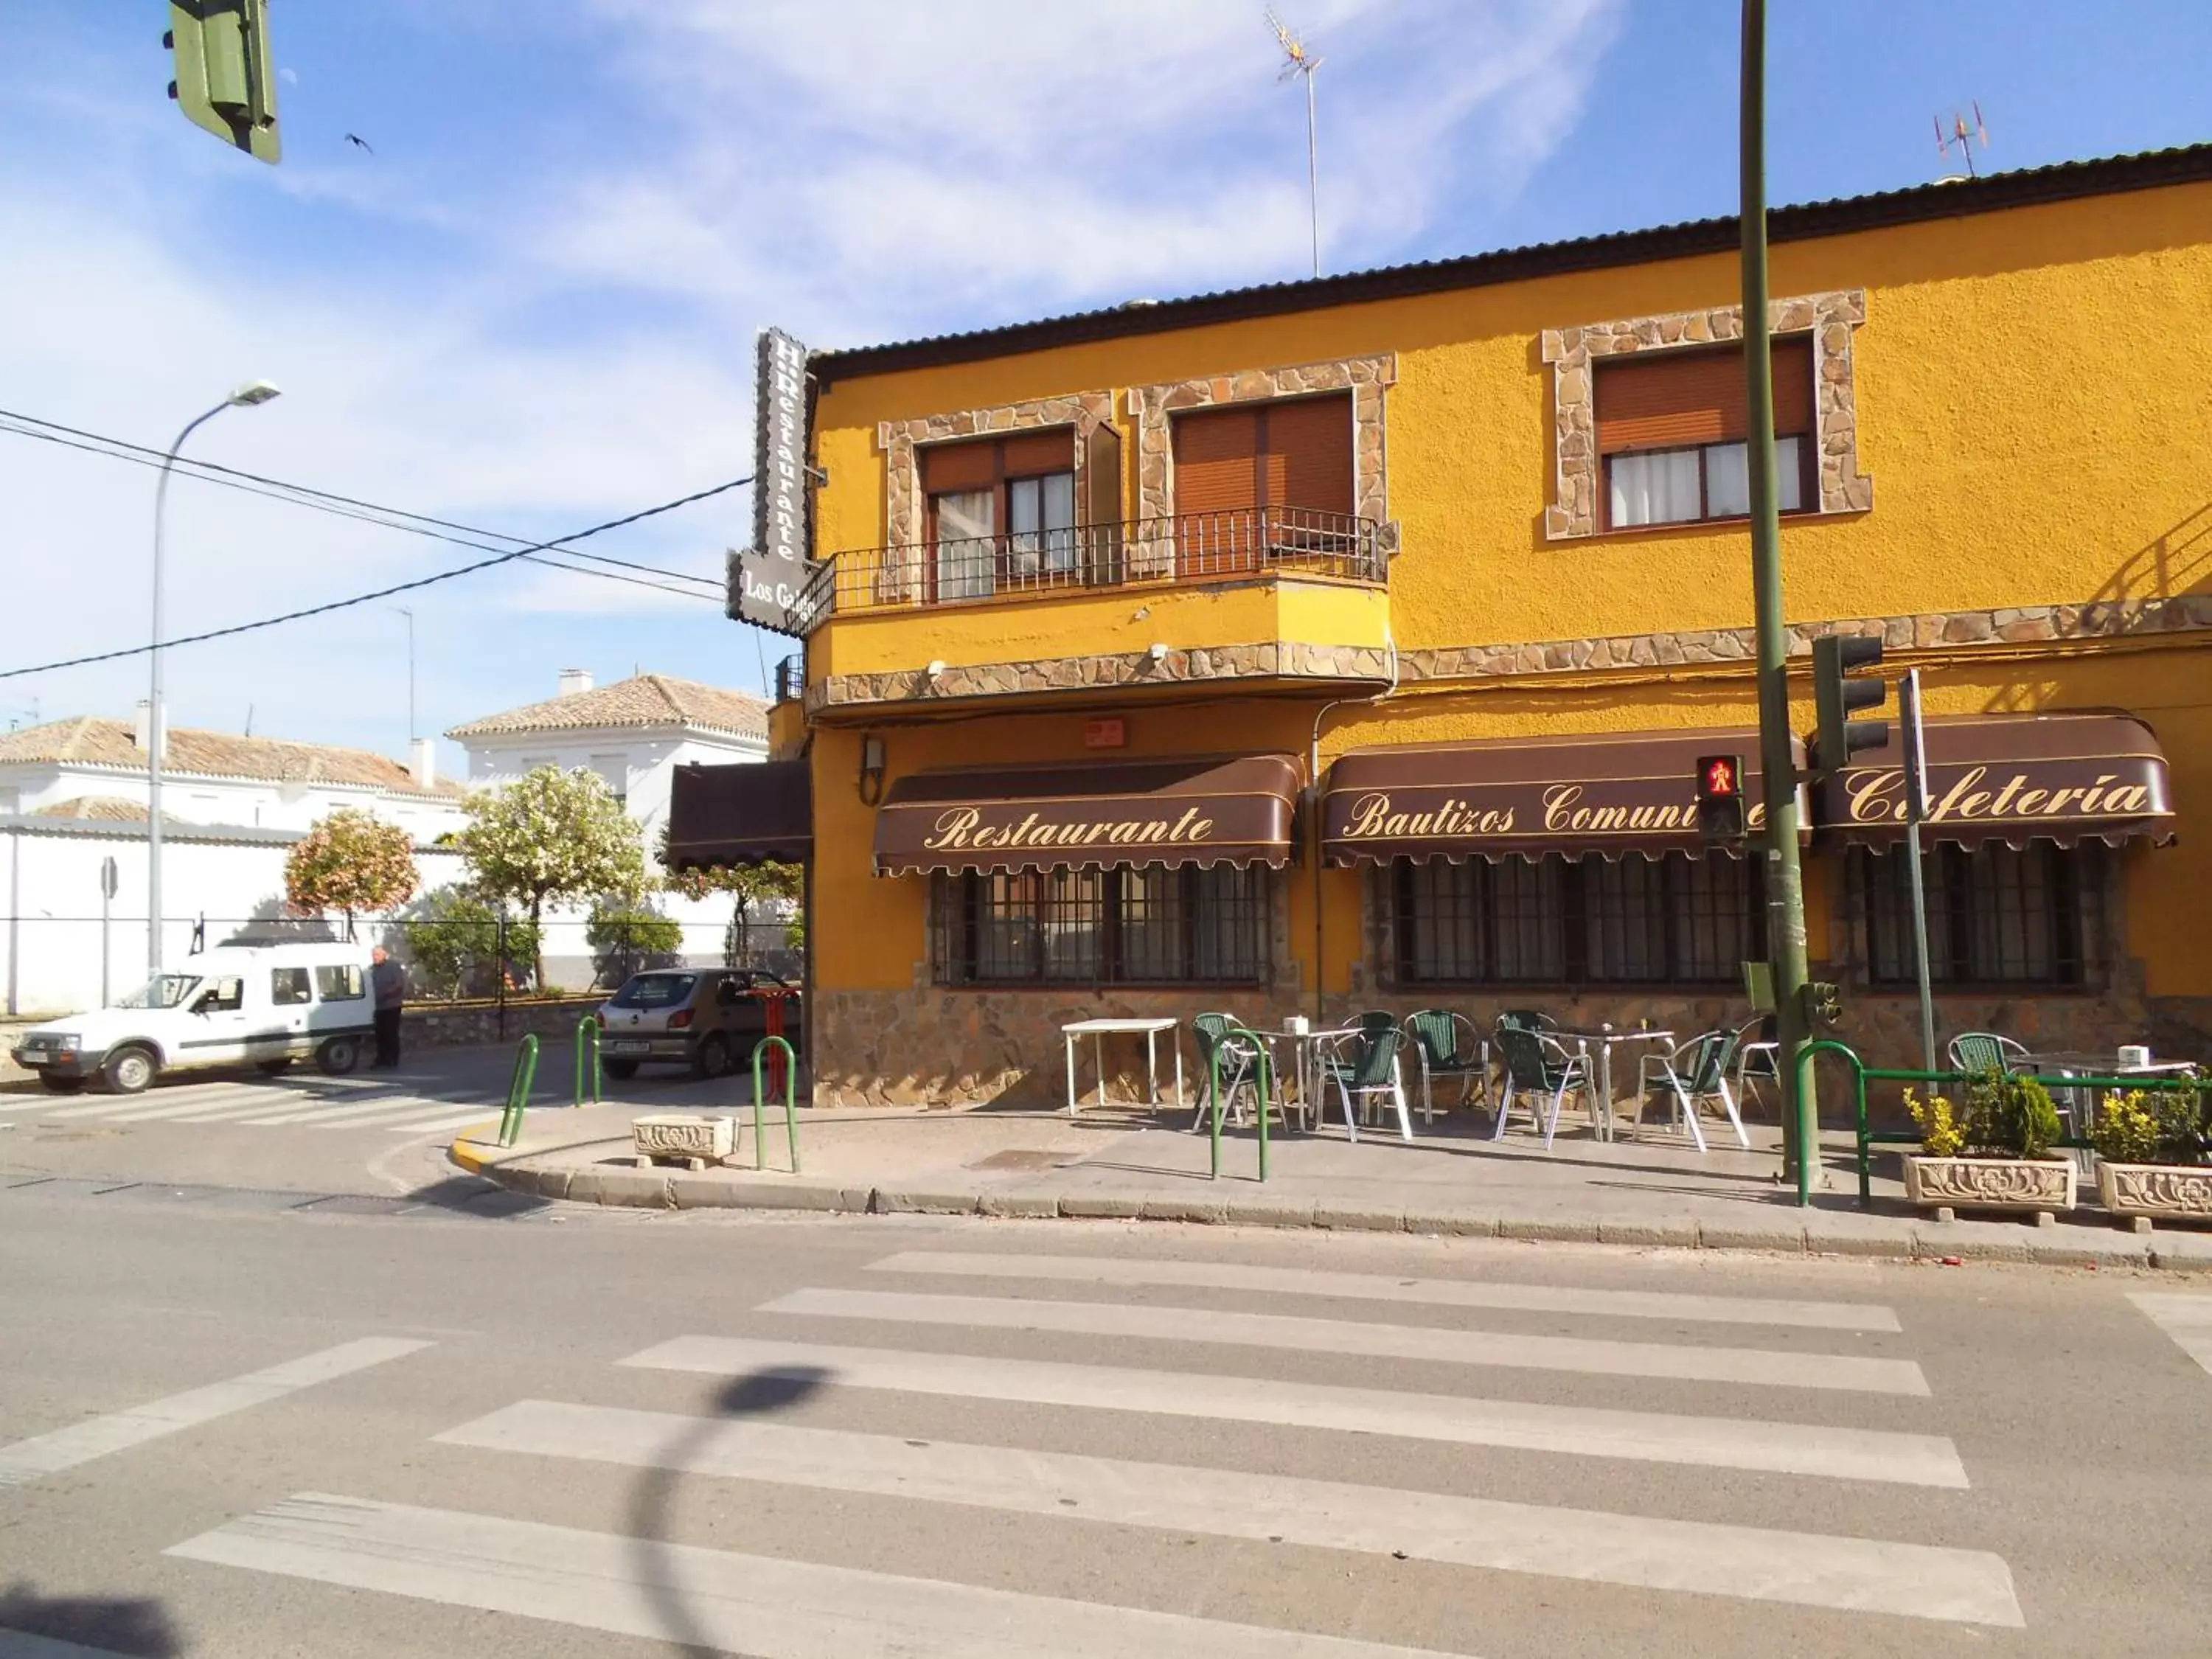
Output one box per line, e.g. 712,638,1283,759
922,806,1217,852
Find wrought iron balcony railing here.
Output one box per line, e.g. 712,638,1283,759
805,507,1385,621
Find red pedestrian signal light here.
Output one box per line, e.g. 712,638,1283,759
1695,753,1747,842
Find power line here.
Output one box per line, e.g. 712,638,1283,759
0,408,728,594
0,473,751,682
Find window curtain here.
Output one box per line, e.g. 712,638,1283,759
933,487,995,599
1609,450,1701,527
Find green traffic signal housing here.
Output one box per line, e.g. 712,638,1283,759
167,0,280,164
1811,634,1889,772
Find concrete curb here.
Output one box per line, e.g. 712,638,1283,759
448,1138,2212,1270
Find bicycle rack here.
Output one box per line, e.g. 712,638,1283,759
497,1033,540,1149
574,1014,602,1106
749,1034,801,1174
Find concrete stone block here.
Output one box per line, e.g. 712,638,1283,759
980,1191,1061,1219
665,1172,746,1208
1141,1196,1229,1225
2028,1239,2145,1270
2149,1235,2212,1272
1597,1220,1699,1249
566,1166,669,1208
1804,1228,1919,1260
1499,1216,1601,1243
840,1188,876,1213
1402,1210,1498,1237
525,1165,574,1201
1314,1205,1403,1232
1057,1193,1144,1220
874,1189,982,1216
1223,1198,1318,1229
1946,1234,2034,1263
1697,1222,1807,1254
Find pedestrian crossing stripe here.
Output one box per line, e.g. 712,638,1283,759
170,1493,1464,1658
757,1286,1928,1396
2129,1292,2212,1378
439,1399,2022,1626
863,1249,1903,1333
13,1090,491,1134
624,1335,1969,1486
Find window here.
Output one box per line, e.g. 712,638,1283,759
315,964,365,1001
589,753,629,809
932,866,1267,987
193,977,244,1014
270,967,313,1006
1597,340,1815,529
922,430,1078,601
1855,843,2104,988
1391,853,1764,987
1172,395,1355,576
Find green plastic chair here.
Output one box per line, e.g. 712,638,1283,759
1321,1025,1411,1144
1403,1009,1486,1127
1631,1029,1750,1151
1492,1024,1596,1150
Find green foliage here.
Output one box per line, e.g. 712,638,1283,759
284,809,419,923
2093,1091,2163,1164
400,888,540,1001
456,767,648,980
2093,1086,2211,1166
1905,1087,1965,1158
656,821,799,967
1960,1067,2064,1161
586,898,685,988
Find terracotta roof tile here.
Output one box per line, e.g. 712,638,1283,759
28,795,147,821
446,674,768,741
0,717,459,798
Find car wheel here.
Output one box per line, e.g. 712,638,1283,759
38,1074,86,1094
602,1058,640,1080
316,1036,362,1077
257,1057,294,1076
102,1046,158,1095
693,1033,732,1080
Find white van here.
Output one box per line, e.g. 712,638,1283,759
9,942,379,1095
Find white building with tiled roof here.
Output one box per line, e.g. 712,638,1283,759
0,706,467,840
447,670,770,849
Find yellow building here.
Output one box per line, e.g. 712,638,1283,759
675,146,2212,1108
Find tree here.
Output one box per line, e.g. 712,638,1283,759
285,808,418,932
585,897,684,988
658,821,801,968
400,888,540,1001
455,767,647,987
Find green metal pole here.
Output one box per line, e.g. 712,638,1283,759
751,1044,768,1172
1208,1046,1224,1180
1740,0,1815,1206
498,1033,539,1149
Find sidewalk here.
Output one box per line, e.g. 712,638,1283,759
452,1093,2212,1270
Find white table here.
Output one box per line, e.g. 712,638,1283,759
1555,1028,1674,1142
1062,1018,1186,1118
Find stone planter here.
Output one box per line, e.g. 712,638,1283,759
2096,1161,2212,1224
1904,1155,2077,1217
633,1114,736,1170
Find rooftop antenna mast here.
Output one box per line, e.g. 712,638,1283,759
1935,102,1989,179
1267,8,1323,279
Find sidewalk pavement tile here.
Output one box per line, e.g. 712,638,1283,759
2150,1231,2212,1270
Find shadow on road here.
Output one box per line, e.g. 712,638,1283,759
0,1583,182,1656
625,1366,832,1656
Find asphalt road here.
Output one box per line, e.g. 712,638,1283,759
4,1174,2210,1658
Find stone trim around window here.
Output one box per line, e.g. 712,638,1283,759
876,392,1117,553
1127,354,1398,577
1540,291,1871,540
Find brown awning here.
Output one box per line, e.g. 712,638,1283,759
1818,712,2174,849
875,754,1301,875
1323,728,1805,864
666,759,812,869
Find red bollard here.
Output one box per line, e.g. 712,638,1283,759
762,991,789,1098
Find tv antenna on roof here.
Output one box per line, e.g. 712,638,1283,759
1267,8,1324,279
1935,103,1989,179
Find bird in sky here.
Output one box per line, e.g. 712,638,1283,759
344,133,375,156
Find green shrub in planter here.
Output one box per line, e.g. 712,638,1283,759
2096,1086,2209,1166
1961,1067,2063,1161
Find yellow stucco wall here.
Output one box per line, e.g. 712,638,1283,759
804,176,2212,1012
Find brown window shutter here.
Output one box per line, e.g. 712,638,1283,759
1172,407,1262,515
1595,338,1815,454
920,437,1000,493
1260,393,1354,514
1000,427,1075,478
1082,420,1125,580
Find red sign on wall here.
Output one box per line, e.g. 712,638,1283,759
1083,718,1127,749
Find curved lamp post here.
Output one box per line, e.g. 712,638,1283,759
148,380,281,977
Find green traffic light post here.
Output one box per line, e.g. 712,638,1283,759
167,0,280,163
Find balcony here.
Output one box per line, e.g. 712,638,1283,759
807,507,1386,620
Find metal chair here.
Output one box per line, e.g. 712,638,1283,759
1631,1029,1750,1152
1192,1012,1266,1133
1947,1032,2028,1077
1315,1010,1399,1113
1496,1008,1559,1033
1403,1009,1486,1127
1492,1025,1596,1152
1730,1015,1780,1119
1321,1025,1412,1144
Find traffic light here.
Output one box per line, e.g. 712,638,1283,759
1695,752,1746,842
167,1,281,164
1812,634,1889,773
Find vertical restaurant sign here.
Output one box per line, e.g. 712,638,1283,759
730,327,821,636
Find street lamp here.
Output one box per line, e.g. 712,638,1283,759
147,380,281,977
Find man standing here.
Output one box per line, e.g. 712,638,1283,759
369,945,405,1070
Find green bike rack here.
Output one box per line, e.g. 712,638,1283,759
1792,1038,2206,1209
1206,1022,1272,1183
749,1034,801,1174
574,1015,602,1106
497,1033,540,1149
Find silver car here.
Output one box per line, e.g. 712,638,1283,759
594,968,799,1080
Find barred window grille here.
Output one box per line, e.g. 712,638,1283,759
932,866,1267,987
1857,842,2100,987
1392,852,1761,987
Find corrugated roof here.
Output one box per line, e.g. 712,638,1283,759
0,717,460,798
447,673,769,742
812,144,2212,383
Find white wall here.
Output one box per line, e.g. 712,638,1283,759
462,728,766,855
0,759,467,839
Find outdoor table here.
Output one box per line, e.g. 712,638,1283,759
1554,1027,1674,1143
1243,1024,1322,1133
1061,1017,1186,1119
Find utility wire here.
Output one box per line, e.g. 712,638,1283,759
0,473,751,682
0,408,728,594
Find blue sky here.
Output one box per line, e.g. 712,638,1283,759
2,1,2205,768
